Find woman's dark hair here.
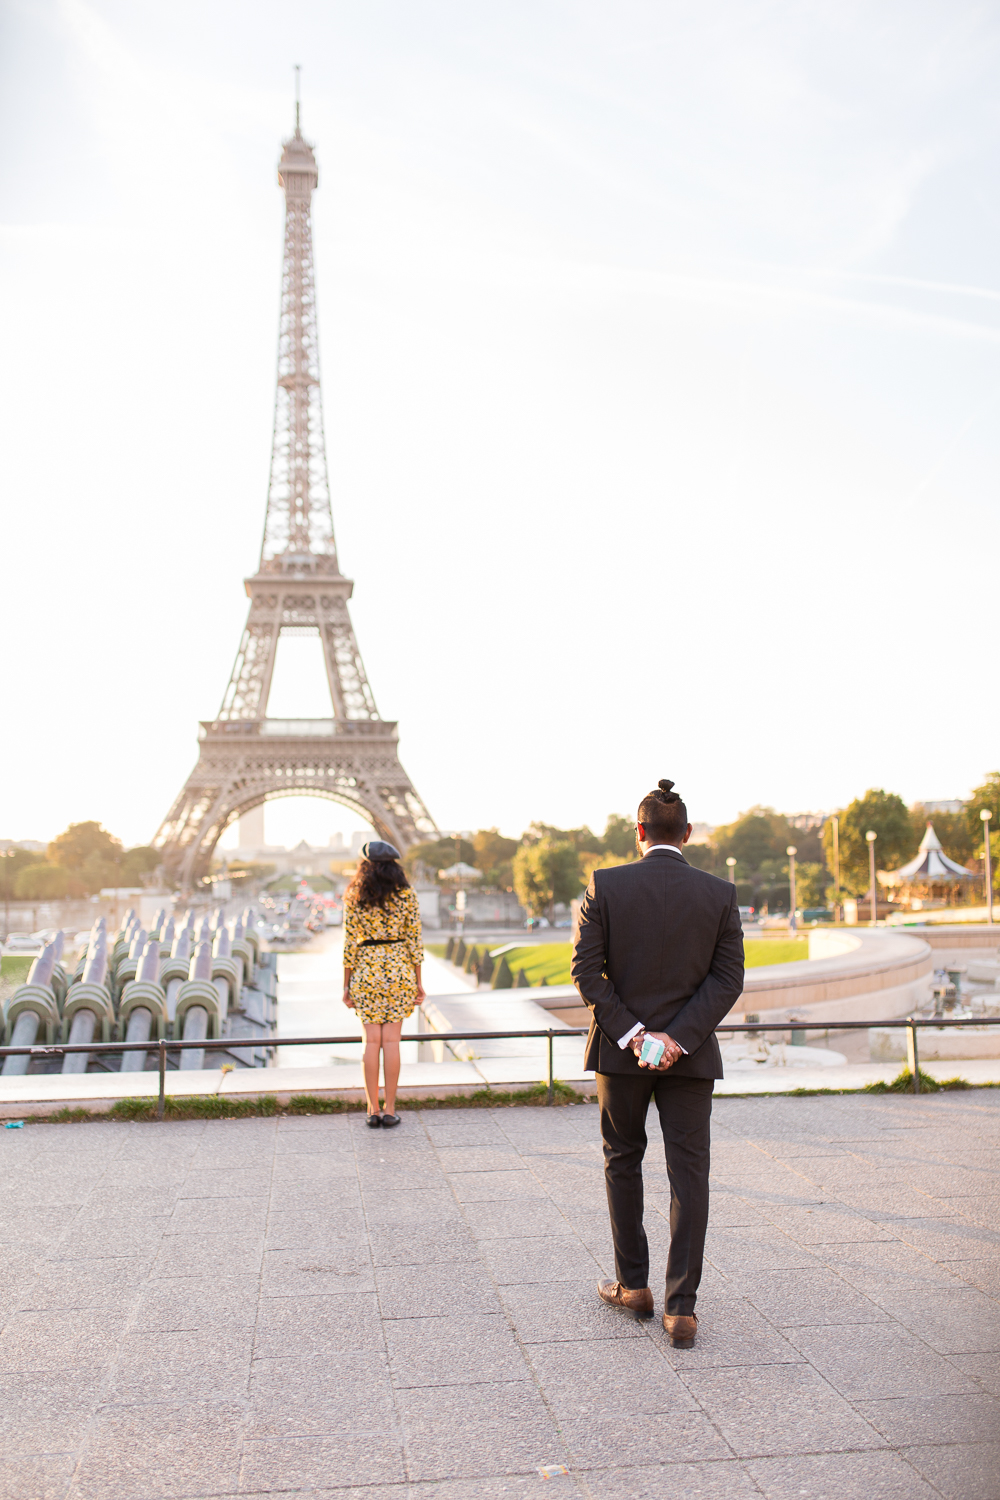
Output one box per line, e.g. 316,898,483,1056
345,857,410,910
637,778,688,842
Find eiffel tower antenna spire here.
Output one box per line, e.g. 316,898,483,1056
153,95,437,891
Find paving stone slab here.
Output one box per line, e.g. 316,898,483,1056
936,1195,1000,1229
25,1257,155,1313
902,1441,1000,1500
384,1312,530,1388
785,1322,983,1399
78,1187,178,1219
133,1275,260,1332
362,1189,467,1230
375,1259,503,1318
447,1170,551,1204
268,1182,365,1213
68,1397,247,1499
272,1152,366,1181
703,1225,822,1277
745,1449,941,1499
395,1380,563,1482
434,1147,530,1174
0,1205,84,1246
889,1216,1000,1262
108,1348,251,1403
417,1116,513,1147
855,1391,1000,1446
816,1239,972,1294
680,1362,887,1457
738,1266,889,1328
550,1459,757,1498
658,1291,805,1369
166,1198,270,1236
946,1351,1000,1394
151,1233,265,1282
261,1248,376,1297
0,1308,126,1374
457,1198,571,1242
557,1411,734,1470
248,1352,395,1436
701,1192,770,1228
498,1281,650,1344
477,1233,602,1287
253,1292,386,1359
366,1222,481,1270
758,1202,899,1245
943,1256,1000,1298
264,1215,369,1256
403,1476,588,1500
862,1286,1000,1355
525,1336,698,1415
0,1451,76,1500
240,1433,406,1491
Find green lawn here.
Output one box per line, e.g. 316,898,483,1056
744,938,808,967
430,937,807,984
427,943,572,984
1,957,33,984
496,946,573,985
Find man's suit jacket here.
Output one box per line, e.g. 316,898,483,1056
571,848,745,1078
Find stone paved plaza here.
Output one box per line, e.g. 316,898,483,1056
0,1091,998,1500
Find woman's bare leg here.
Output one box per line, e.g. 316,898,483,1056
363,1023,383,1114
381,1021,403,1114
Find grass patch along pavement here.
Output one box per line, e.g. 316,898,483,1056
429,936,808,986
6,1080,588,1125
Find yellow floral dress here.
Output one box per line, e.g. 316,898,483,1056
343,887,424,1023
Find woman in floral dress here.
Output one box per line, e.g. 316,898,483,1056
342,840,425,1127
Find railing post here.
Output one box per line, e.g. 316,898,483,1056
547,1031,554,1105
906,1017,920,1093
157,1039,166,1119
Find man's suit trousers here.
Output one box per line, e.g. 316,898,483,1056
596,1070,713,1315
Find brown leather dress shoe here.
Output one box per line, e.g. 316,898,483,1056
662,1312,698,1348
597,1280,654,1319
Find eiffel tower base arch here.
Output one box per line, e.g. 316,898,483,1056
155,721,435,892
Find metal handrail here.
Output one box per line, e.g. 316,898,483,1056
0,1016,994,1113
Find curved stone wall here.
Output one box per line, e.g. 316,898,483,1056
734,929,933,1026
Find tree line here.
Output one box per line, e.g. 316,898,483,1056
688,772,1000,909
407,771,1000,920
1,823,159,903
405,816,638,923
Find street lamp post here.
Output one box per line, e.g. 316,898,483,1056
726,856,737,888
786,846,797,932
831,815,840,922
981,809,993,925
0,849,13,941
866,831,878,926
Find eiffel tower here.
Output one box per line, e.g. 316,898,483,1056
154,90,436,892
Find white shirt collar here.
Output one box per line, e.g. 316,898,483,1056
644,844,682,855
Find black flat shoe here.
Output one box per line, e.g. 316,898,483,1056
366,1114,382,1128
380,1113,401,1128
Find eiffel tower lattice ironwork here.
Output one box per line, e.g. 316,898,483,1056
154,97,437,891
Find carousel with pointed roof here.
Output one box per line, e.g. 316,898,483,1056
878,822,978,910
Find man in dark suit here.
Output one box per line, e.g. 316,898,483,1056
571,779,744,1346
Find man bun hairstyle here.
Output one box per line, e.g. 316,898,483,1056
637,778,688,843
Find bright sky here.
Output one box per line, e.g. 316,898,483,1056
3,1,1000,851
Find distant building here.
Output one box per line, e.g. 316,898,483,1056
917,799,966,815
786,812,828,832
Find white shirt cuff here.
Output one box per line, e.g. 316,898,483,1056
618,1022,688,1055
